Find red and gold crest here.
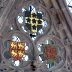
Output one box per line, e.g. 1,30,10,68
9,41,25,60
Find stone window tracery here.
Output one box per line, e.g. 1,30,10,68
36,36,66,71
3,33,32,67
17,5,49,41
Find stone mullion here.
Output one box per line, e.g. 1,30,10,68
49,9,64,40
50,1,72,71
0,0,15,30
51,0,72,42
50,10,71,64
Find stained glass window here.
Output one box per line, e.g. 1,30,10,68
3,35,30,67
17,5,48,40
36,36,65,70
9,35,29,61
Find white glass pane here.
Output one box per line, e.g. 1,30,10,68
25,55,29,61
70,1,72,5
25,46,28,50
14,60,20,66
12,36,20,42
69,7,72,12
47,64,50,68
39,56,42,61
38,11,42,14
29,5,36,14
32,37,36,41
22,26,27,32
38,47,41,52
66,0,72,12
17,16,23,24
45,40,49,44
10,27,13,30
42,20,48,27
38,29,43,34
22,8,26,12
37,44,42,52
22,55,29,61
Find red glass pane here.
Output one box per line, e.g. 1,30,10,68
44,45,57,60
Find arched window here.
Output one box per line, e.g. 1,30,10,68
17,5,49,41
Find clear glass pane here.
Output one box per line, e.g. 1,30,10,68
12,35,20,42
42,20,48,27
29,5,36,14
22,8,26,12
14,60,20,66
38,29,44,34
17,16,23,24
66,0,72,12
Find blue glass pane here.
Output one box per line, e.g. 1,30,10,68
4,41,10,49
4,51,11,59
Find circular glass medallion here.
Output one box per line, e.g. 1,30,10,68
36,35,66,71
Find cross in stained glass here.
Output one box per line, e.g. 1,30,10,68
25,6,42,33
